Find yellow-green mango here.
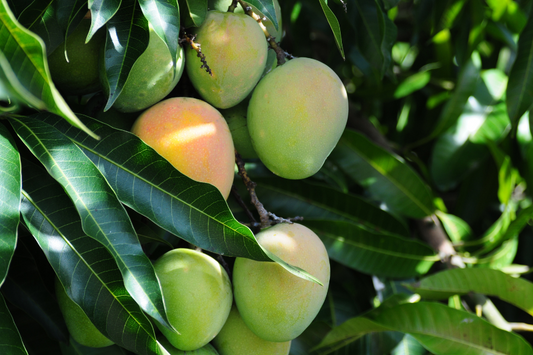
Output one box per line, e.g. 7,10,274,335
159,337,220,354
247,58,349,179
232,223,330,342
213,304,290,355
185,11,268,109
153,248,232,351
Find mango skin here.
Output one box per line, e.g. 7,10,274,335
219,100,258,159
247,58,349,179
108,26,185,113
185,11,268,109
153,248,233,351
159,337,220,354
232,223,330,342
48,19,105,95
131,97,235,199
213,304,290,355
55,279,114,348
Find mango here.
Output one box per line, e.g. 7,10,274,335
105,25,185,113
232,223,330,342
247,58,349,179
48,19,105,95
153,248,233,351
219,100,258,159
159,336,220,354
185,11,268,109
213,304,290,355
55,278,114,348
131,97,235,199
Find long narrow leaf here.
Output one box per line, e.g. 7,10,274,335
318,0,344,60
303,220,438,278
331,129,436,218
0,0,98,139
0,293,28,355
0,123,20,288
39,112,322,284
9,115,172,331
88,0,121,39
19,160,167,355
313,302,533,355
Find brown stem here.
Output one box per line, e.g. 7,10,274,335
179,34,213,76
237,0,287,65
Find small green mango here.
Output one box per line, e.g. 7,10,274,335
219,100,258,159
185,11,268,109
159,337,220,354
247,58,349,179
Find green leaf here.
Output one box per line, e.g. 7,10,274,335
39,112,322,285
252,177,410,237
88,0,121,38
9,115,172,332
318,0,344,60
178,0,207,28
331,129,436,219
411,268,533,317
139,0,180,65
0,1,98,139
313,302,533,355
0,123,20,288
19,160,166,355
391,334,428,355
102,1,149,111
0,293,28,355
429,100,510,191
435,210,474,243
302,220,438,278
506,5,533,126
55,0,88,36
393,71,431,99
245,0,280,32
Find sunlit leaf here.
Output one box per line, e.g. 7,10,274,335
178,0,207,28
88,0,121,39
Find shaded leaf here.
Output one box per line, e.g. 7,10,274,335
139,0,180,65
318,0,344,60
313,302,533,355
0,123,20,288
0,293,27,355
507,5,533,126
302,220,438,278
102,1,149,110
0,1,98,139
9,115,172,331
253,177,409,237
246,0,279,32
19,160,166,355
88,0,121,38
331,129,436,219
178,0,207,28
411,268,533,317
39,112,322,285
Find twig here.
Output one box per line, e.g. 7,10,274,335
179,34,212,76
237,0,287,65
509,323,533,332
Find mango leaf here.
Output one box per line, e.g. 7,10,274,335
178,0,207,28
102,1,149,111
435,211,474,244
245,0,279,32
139,0,180,65
331,129,436,219
0,1,98,139
19,159,168,355
474,236,518,269
390,334,427,355
252,177,409,237
507,5,533,126
1,239,69,343
0,123,20,288
313,302,533,355
302,220,438,278
55,0,88,36
411,268,533,316
318,0,344,60
39,112,322,285
88,0,121,39
9,115,172,332
429,100,510,191
393,71,431,99
0,293,27,355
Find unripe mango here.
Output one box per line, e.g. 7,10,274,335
55,278,114,348
247,58,349,179
107,25,185,113
213,304,290,355
131,97,235,199
185,11,268,109
232,223,330,342
159,336,220,354
219,100,258,159
153,248,233,351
